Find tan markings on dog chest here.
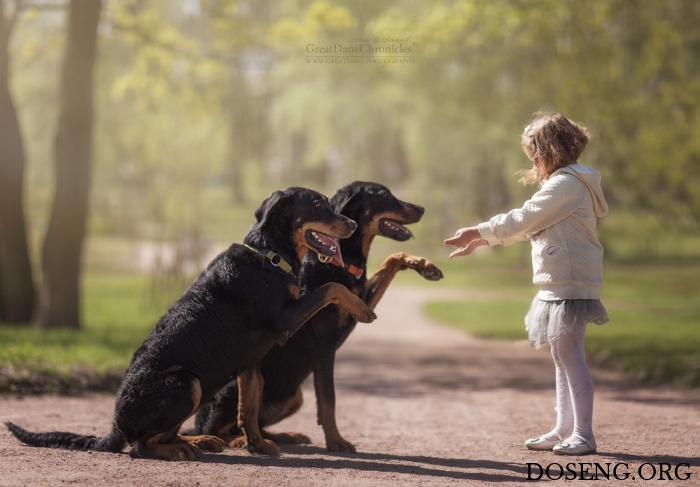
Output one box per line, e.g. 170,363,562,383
288,283,300,299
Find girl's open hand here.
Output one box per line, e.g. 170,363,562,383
444,227,489,258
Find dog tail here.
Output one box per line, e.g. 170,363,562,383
5,422,126,452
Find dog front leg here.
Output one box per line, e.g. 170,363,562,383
237,367,280,455
276,282,375,345
312,349,355,452
364,252,443,310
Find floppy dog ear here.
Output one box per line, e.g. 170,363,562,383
255,190,293,227
331,184,362,216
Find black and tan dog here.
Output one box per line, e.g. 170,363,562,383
5,187,376,461
192,181,443,454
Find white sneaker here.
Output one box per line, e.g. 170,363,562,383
553,434,597,455
524,431,564,451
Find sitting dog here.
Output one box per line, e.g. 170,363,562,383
5,187,375,461
192,181,443,454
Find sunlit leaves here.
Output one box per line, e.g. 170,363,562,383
9,0,700,250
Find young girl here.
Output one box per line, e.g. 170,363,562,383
444,112,609,455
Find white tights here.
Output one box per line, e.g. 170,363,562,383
548,331,594,441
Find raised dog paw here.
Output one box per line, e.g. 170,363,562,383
346,293,376,323
419,263,443,281
355,307,377,323
404,256,443,281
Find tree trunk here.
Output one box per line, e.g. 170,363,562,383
38,0,101,329
0,1,35,324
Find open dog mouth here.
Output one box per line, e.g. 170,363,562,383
306,230,344,267
380,219,413,241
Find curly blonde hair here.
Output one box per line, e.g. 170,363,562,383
518,112,590,185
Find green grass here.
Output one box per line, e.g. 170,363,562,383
425,299,531,341
424,254,700,388
0,272,168,393
2,229,700,393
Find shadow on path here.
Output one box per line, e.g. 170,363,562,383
200,447,530,483
598,452,699,467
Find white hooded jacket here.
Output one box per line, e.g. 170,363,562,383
477,164,609,300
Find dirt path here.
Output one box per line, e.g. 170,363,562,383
1,286,698,486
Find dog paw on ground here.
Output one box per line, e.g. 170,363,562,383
181,435,226,452
169,443,202,461
249,438,282,456
227,435,247,449
230,436,282,456
326,437,356,453
264,430,312,445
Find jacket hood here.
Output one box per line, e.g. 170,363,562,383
555,164,609,217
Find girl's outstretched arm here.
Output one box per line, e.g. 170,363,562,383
444,227,489,258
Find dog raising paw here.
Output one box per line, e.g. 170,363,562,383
403,255,444,281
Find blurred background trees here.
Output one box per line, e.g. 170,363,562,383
0,0,699,328
39,0,101,329
0,0,34,323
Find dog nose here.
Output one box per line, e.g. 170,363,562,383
346,219,357,230
415,205,425,215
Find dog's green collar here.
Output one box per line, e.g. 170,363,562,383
244,243,293,274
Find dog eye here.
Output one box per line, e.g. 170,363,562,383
378,189,388,197
314,199,323,207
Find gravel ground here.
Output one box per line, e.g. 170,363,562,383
1,286,698,486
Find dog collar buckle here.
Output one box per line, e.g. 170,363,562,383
267,252,282,267
244,244,293,274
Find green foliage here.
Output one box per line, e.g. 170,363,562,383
9,0,700,252
3,0,700,385
0,272,163,392
424,255,700,388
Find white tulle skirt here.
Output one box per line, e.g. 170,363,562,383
524,296,609,349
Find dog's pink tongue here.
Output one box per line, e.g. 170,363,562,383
315,233,344,268
329,251,345,268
